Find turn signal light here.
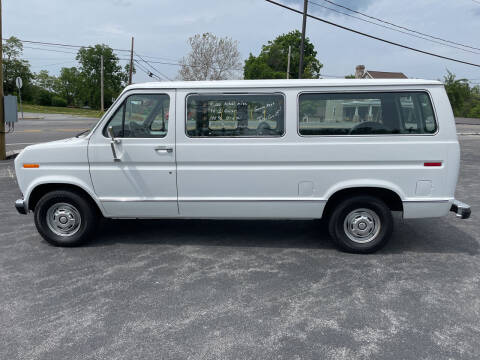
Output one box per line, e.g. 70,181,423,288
23,164,39,169
424,162,442,167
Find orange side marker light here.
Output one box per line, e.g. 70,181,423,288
23,164,40,168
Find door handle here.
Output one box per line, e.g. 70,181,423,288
154,146,173,153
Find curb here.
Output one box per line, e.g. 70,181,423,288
457,132,480,136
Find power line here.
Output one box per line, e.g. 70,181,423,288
133,59,163,81
308,0,480,55
22,44,131,61
5,37,245,74
135,52,172,81
134,57,167,81
4,37,177,83
30,61,78,68
140,58,244,71
3,38,131,53
265,0,480,68
130,53,181,63
315,0,480,52
5,37,177,77
133,60,157,79
3,37,181,64
22,45,78,55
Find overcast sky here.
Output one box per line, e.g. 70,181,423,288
4,0,480,84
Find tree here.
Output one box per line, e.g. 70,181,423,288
2,36,34,99
244,30,322,80
76,44,128,109
178,33,242,81
442,70,480,118
54,67,82,106
443,70,473,116
35,70,57,92
122,63,135,85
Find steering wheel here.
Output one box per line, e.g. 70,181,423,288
129,121,149,137
257,121,273,135
349,121,385,135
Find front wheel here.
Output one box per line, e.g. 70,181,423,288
328,195,393,253
34,190,99,247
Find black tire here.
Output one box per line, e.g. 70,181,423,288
34,190,99,247
328,195,393,253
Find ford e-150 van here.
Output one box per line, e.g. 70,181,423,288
14,79,471,253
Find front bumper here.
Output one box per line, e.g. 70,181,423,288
450,200,471,219
15,199,27,215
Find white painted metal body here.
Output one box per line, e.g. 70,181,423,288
14,79,460,220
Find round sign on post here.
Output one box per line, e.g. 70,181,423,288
16,77,23,89
16,77,24,121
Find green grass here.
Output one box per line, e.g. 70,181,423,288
21,104,104,118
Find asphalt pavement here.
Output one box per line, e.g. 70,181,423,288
5,112,98,153
0,132,479,358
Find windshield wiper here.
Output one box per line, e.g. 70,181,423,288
75,129,90,138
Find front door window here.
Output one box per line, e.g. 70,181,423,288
104,94,170,138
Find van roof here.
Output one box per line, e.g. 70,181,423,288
125,78,442,91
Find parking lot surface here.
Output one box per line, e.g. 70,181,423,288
0,137,479,360
5,113,97,152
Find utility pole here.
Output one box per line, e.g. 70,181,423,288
298,0,308,79
0,0,5,160
100,55,104,112
128,36,134,85
287,45,291,79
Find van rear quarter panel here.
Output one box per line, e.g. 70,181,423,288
175,85,458,219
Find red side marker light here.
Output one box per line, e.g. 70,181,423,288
424,162,442,167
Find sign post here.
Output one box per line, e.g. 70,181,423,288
16,77,23,120
0,0,5,160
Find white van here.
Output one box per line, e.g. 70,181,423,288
14,79,471,253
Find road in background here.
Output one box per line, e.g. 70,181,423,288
5,113,98,152
5,114,480,154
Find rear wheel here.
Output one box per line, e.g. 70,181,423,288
328,195,393,253
34,190,99,247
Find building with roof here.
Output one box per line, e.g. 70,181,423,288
355,65,408,79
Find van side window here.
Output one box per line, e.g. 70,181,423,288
186,94,285,137
298,92,437,135
104,94,170,138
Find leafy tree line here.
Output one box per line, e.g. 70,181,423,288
2,36,131,110
443,70,480,118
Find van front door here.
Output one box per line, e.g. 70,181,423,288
88,90,178,218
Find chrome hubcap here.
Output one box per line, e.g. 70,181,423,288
343,208,381,244
46,203,81,237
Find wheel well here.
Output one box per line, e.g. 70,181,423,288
28,183,101,214
323,187,403,219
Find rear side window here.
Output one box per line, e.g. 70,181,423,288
186,94,285,137
104,94,170,138
299,92,437,135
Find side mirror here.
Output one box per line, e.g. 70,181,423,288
107,126,116,140
107,126,121,162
